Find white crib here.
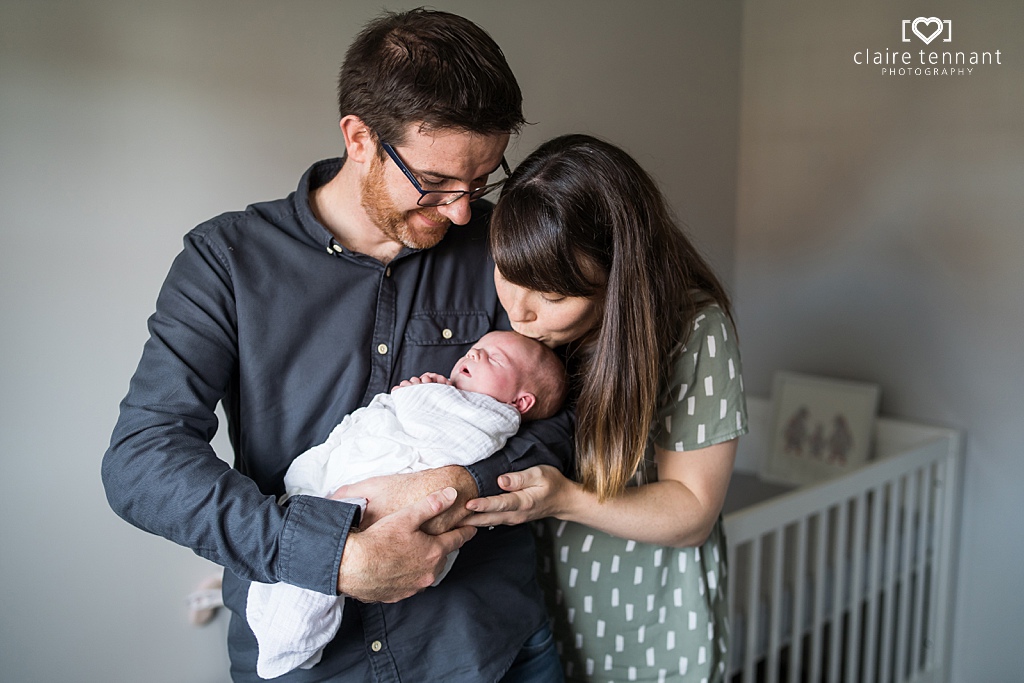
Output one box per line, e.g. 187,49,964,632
723,397,962,683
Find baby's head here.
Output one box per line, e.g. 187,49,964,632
450,331,567,420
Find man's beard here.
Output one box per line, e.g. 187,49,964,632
360,155,451,250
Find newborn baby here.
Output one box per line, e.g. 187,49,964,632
246,331,567,679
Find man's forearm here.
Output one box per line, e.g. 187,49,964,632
102,236,356,595
330,465,477,534
415,466,478,534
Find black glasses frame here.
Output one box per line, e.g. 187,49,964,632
380,142,511,207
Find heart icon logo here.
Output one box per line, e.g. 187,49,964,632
912,17,944,44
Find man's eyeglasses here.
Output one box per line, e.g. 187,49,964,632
380,142,511,208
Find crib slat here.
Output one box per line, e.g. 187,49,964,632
744,536,762,683
767,529,785,683
909,465,931,676
894,470,919,681
788,517,808,683
862,484,886,682
810,509,828,683
928,445,961,678
844,491,867,683
827,500,848,683
922,461,945,676
878,476,904,683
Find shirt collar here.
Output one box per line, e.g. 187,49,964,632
293,157,424,263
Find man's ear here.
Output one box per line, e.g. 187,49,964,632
513,392,536,417
339,115,375,164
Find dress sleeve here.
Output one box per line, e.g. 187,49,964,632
653,305,748,452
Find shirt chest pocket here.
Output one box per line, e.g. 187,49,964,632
396,311,492,382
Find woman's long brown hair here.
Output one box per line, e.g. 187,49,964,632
490,134,734,500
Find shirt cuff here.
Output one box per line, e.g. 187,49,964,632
467,444,522,498
276,495,359,595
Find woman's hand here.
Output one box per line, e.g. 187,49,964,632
462,465,578,527
463,440,739,546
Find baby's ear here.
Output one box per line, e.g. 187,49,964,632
512,392,536,416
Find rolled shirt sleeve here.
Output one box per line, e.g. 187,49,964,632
102,230,357,594
102,159,569,679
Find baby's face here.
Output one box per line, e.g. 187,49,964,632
450,331,534,403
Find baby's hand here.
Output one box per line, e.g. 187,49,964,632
392,372,453,392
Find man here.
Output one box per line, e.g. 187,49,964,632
102,9,571,682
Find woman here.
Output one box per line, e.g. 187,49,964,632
465,134,747,682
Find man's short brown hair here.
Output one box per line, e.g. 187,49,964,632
338,8,525,145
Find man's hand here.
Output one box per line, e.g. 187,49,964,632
337,487,477,602
392,372,452,392
330,465,479,534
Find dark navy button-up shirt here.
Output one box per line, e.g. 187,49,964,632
102,158,574,682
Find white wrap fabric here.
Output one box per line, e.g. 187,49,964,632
246,383,520,679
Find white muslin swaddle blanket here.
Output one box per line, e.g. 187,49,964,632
246,383,521,679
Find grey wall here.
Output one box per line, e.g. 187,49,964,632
9,1,1019,680
0,2,741,680
734,1,1024,679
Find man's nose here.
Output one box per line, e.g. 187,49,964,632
436,194,473,225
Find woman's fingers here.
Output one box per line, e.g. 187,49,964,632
463,465,566,526
466,491,525,513
460,510,528,527
497,465,544,492
461,491,535,526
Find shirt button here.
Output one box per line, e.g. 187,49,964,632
332,243,344,253
377,343,388,355
385,267,392,277
442,328,453,339
371,640,383,652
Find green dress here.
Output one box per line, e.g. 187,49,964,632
536,304,748,682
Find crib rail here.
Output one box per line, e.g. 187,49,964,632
723,423,961,683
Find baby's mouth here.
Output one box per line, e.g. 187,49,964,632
451,362,471,382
